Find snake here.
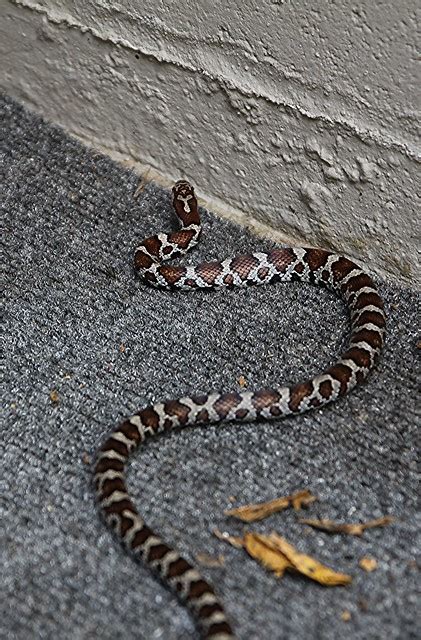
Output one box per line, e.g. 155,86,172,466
94,180,386,639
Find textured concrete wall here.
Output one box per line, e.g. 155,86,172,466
1,0,420,286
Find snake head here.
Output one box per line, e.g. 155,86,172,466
173,180,194,199
172,180,198,219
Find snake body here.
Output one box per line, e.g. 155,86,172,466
94,180,386,639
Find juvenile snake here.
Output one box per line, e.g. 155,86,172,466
94,180,386,639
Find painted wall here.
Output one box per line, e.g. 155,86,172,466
1,0,420,286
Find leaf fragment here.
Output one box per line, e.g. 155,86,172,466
221,531,352,586
134,178,146,198
213,529,244,549
359,556,378,572
265,533,352,586
299,515,395,536
341,610,352,621
81,451,91,465
243,532,293,577
238,375,248,388
358,598,369,612
225,489,317,522
49,389,59,403
196,553,225,568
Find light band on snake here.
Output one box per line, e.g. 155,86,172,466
94,180,386,640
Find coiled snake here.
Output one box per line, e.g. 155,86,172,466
94,180,386,639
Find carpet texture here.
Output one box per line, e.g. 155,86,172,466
2,95,420,640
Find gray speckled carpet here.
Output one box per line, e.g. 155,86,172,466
2,95,420,640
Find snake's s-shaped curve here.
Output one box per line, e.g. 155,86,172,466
94,180,386,639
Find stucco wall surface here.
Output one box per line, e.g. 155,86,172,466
1,0,420,286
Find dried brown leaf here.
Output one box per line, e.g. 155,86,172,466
266,533,352,586
359,556,378,572
134,179,146,198
238,375,248,388
49,389,59,403
299,515,395,536
358,598,369,612
134,170,152,198
214,529,351,586
341,610,352,621
196,553,225,568
292,491,317,511
225,489,317,523
243,533,293,577
213,529,244,549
